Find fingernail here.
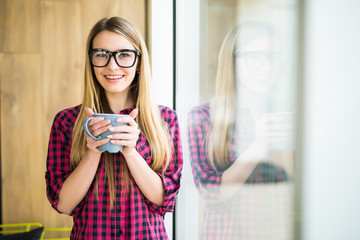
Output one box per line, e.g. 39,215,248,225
109,127,114,131
117,118,122,122
107,135,113,138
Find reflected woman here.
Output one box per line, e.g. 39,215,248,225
187,22,294,240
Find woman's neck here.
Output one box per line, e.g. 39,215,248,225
106,91,134,114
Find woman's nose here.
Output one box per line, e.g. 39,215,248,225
107,55,119,69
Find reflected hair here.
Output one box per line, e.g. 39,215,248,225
208,22,276,170
70,17,172,207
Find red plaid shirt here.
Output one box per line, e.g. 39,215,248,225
187,103,291,240
46,105,183,239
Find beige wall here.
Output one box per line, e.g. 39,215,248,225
0,0,147,228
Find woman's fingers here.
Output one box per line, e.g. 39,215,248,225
109,125,139,134
107,132,139,141
83,108,111,151
109,139,137,148
107,127,140,142
88,119,111,137
106,116,140,149
85,134,110,152
84,107,112,137
85,107,95,117
129,108,139,119
108,115,140,135
116,115,138,127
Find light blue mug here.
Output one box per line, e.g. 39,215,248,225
83,113,129,153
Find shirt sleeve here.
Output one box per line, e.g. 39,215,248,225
144,108,183,215
45,111,83,217
187,106,223,203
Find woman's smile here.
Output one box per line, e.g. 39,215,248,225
104,74,125,82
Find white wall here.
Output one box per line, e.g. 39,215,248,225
151,0,174,108
303,1,360,239
150,0,174,238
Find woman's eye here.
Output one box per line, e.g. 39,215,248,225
247,53,262,59
95,53,108,58
119,53,131,58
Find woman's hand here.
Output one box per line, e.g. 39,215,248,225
107,108,140,155
238,113,293,163
252,113,294,170
259,112,293,149
84,107,111,153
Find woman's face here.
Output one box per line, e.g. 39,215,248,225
234,35,283,93
91,30,139,98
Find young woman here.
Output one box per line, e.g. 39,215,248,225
46,17,183,239
187,22,294,239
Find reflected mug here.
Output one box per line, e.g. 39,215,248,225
83,113,129,153
264,111,294,150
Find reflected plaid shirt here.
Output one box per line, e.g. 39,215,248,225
187,103,290,240
46,105,183,240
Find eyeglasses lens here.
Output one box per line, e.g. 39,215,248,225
115,51,136,67
91,50,109,67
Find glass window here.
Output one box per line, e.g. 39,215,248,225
175,0,299,239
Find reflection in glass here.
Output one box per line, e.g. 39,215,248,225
187,22,294,240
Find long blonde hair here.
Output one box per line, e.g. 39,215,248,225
208,22,276,170
70,17,172,205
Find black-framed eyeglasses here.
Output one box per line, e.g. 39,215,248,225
233,51,283,69
88,48,140,68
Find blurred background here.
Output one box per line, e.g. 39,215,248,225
1,0,360,239
0,0,148,233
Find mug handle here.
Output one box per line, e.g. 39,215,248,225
83,117,101,140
